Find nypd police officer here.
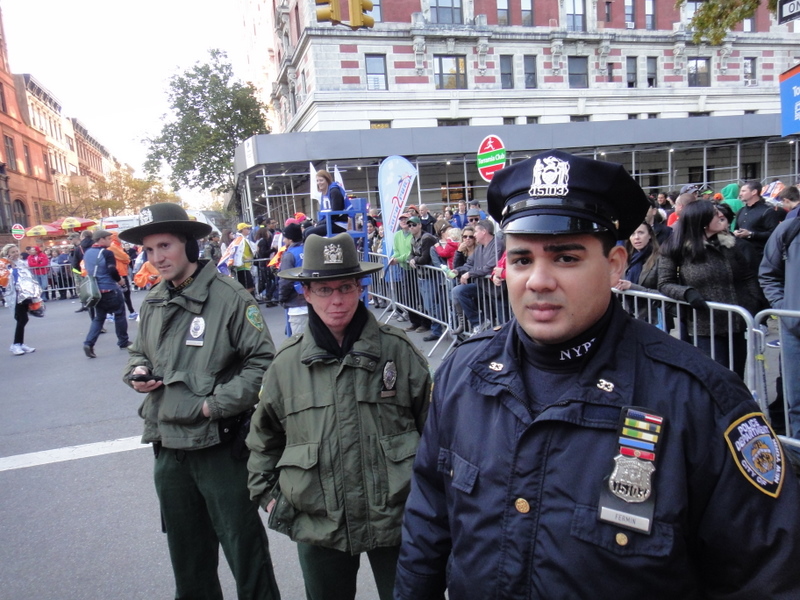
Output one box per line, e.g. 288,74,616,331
395,151,800,599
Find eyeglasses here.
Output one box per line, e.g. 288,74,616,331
462,235,475,239
308,283,363,297
468,217,480,222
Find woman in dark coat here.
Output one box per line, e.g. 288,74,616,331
658,200,766,377
615,221,663,326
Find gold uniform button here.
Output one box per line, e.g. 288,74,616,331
514,498,530,513
615,533,629,546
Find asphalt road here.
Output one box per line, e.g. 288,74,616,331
0,291,448,600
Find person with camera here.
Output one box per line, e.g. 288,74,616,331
120,203,280,600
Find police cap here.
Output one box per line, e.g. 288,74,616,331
487,150,649,239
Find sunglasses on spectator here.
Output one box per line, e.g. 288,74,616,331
408,222,420,227
462,234,475,239
468,217,480,222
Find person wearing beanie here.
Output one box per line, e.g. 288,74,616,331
277,222,308,335
121,203,280,599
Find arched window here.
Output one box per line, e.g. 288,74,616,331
11,199,27,227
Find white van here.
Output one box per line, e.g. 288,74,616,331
101,215,141,232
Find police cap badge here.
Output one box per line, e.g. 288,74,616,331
486,149,649,239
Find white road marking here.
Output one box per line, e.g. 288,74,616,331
0,436,148,473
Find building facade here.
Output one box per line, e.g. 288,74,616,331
242,0,798,134
233,1,799,225
0,16,54,238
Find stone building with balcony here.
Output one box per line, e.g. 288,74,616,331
233,0,800,224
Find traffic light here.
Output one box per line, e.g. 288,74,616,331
316,0,342,25
348,0,374,28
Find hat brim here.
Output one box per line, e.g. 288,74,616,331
503,213,612,236
278,261,384,282
119,221,212,245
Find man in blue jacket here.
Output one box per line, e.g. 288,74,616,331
396,150,800,599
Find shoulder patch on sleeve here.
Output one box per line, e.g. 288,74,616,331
724,412,785,498
246,305,265,332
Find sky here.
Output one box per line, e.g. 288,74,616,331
1,0,247,203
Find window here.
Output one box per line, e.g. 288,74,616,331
645,0,655,29
434,55,467,89
500,55,514,89
66,136,75,151
372,0,382,21
370,121,391,128
688,58,710,87
0,83,6,113
441,181,473,203
524,55,537,88
521,0,533,26
742,162,759,180
437,118,469,126
527,116,539,124
23,144,32,175
744,109,757,114
565,0,585,31
648,112,658,118
365,55,388,90
4,135,16,171
431,0,462,24
687,165,712,183
607,63,615,83
12,199,27,227
689,111,711,117
743,16,755,32
43,152,51,183
647,57,658,87
627,57,637,88
497,0,509,25
605,1,612,22
744,58,757,85
570,115,590,122
628,113,639,119
568,56,589,88
685,0,703,20
503,117,516,125
624,0,634,23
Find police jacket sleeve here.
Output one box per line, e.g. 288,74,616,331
205,302,276,421
246,371,287,509
759,225,786,308
689,392,800,597
395,378,450,599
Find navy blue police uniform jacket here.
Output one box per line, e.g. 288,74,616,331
395,301,800,599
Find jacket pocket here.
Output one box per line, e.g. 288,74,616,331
570,504,674,557
379,429,421,506
276,442,327,516
437,448,479,495
157,370,216,424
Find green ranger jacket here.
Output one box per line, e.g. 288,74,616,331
246,312,432,554
123,261,275,449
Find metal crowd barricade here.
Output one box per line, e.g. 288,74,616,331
42,262,80,300
416,264,455,355
473,276,511,332
613,289,758,393
753,309,800,457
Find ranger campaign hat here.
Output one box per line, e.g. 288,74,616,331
278,232,383,282
119,203,212,245
487,150,649,239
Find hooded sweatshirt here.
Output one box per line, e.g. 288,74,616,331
720,183,743,228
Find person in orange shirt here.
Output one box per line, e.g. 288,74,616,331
109,233,137,320
132,260,161,290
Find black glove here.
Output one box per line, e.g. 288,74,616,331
684,288,708,311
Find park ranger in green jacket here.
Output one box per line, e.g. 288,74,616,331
121,203,280,600
246,232,432,600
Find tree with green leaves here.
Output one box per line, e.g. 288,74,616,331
145,49,269,194
677,0,776,45
42,173,180,221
